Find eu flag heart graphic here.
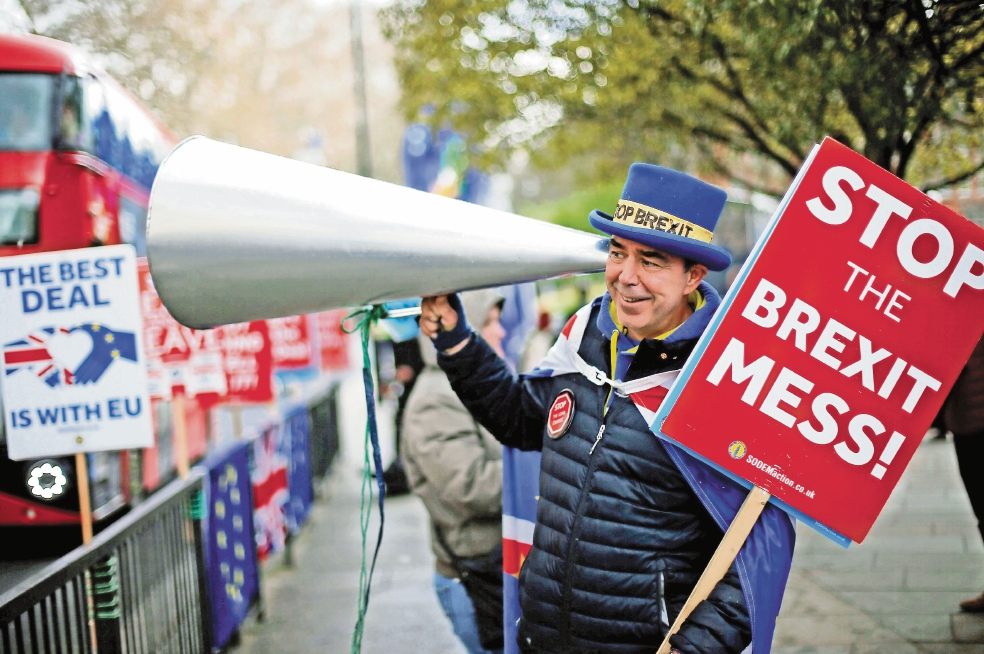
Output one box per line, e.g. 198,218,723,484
3,323,138,387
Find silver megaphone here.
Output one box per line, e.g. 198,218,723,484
146,137,608,329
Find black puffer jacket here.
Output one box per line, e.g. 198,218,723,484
439,295,750,654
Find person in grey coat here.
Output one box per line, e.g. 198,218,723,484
402,290,506,654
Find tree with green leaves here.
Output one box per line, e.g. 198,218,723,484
382,0,984,194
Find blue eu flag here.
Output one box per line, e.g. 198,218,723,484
203,442,260,649
70,323,138,384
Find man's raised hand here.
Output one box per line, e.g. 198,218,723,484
420,294,471,353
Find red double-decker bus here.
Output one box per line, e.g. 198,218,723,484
0,33,209,548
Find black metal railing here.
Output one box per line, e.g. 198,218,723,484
0,469,211,654
308,385,340,482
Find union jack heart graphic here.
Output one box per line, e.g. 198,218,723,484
3,323,138,387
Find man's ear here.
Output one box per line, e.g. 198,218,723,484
685,264,709,294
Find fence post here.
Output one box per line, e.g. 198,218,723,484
92,554,122,654
189,484,215,653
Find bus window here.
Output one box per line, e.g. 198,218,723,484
0,74,54,151
0,188,40,245
118,196,147,254
57,75,91,153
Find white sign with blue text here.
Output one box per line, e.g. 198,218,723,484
0,245,153,460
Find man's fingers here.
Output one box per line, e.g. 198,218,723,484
419,295,457,337
419,297,437,336
434,296,459,331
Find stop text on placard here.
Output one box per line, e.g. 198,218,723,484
806,165,984,300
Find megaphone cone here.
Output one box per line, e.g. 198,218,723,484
146,137,608,329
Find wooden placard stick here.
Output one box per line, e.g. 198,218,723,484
173,393,190,479
75,451,93,545
231,404,244,439
655,486,771,654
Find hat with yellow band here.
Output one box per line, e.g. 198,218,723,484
588,163,733,271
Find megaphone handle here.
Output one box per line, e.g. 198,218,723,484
383,306,422,319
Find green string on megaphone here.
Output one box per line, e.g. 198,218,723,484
342,304,389,654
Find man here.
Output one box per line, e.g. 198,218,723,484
402,290,507,654
420,164,795,654
944,336,984,612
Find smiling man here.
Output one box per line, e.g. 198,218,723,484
606,236,706,339
419,164,795,654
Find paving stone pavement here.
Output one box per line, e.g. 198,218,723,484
231,437,984,654
231,469,466,654
774,436,984,654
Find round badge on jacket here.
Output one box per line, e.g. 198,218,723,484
547,389,576,439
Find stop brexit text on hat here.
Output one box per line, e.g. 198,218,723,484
653,137,984,544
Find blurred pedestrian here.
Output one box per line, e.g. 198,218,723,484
497,283,538,370
382,337,424,497
946,335,984,612
402,290,506,654
519,310,555,373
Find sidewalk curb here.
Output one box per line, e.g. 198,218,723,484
951,612,984,643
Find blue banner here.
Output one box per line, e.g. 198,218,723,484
202,441,261,649
283,407,313,533
402,124,489,204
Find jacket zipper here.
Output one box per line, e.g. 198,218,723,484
588,424,606,455
558,418,607,648
659,571,669,628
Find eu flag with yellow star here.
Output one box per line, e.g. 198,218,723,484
70,322,138,384
203,441,260,648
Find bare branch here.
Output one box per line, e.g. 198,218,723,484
707,38,795,156
717,109,800,177
951,39,984,73
921,158,984,192
691,138,787,195
895,110,937,180
17,0,38,34
905,0,944,68
665,56,799,176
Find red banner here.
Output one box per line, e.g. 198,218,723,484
660,138,984,543
317,310,350,371
137,260,273,405
138,261,219,398
267,316,314,370
216,321,273,404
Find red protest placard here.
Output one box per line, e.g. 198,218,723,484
659,138,984,543
138,263,176,399
317,310,350,371
267,316,314,370
137,259,273,405
214,321,274,405
137,260,226,399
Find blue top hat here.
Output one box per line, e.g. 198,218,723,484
588,163,732,271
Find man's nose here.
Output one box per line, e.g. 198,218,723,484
618,261,640,286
